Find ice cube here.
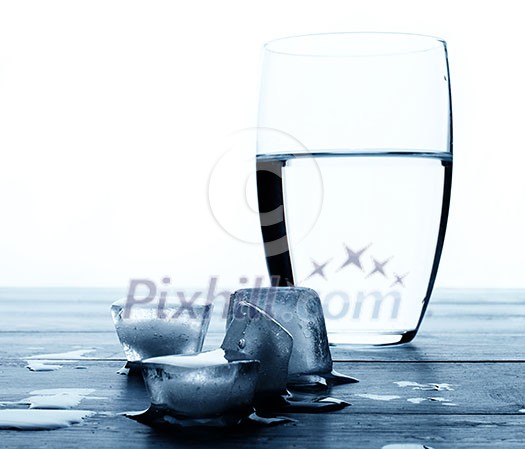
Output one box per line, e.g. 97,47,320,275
141,349,259,418
228,288,358,388
110,297,212,362
227,288,332,377
222,301,293,396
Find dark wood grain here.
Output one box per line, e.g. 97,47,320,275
0,360,524,448
0,413,523,449
2,288,524,333
2,360,525,415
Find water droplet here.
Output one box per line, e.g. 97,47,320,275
238,338,246,349
355,394,400,401
394,381,455,391
407,398,426,404
382,445,434,449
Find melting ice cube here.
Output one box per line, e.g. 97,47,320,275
222,301,351,414
227,288,331,377
111,297,212,363
222,301,292,396
228,288,357,389
140,349,259,419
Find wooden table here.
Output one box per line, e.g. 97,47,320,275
1,288,524,448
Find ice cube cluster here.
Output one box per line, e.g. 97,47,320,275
110,287,357,428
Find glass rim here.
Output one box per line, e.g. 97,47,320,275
263,32,446,58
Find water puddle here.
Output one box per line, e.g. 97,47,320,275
394,381,455,391
287,371,358,392
0,388,103,430
355,394,400,401
27,349,96,360
407,398,426,404
256,392,350,414
1,388,100,410
407,396,457,406
26,361,63,372
0,409,94,430
25,349,97,373
126,406,295,429
23,389,99,409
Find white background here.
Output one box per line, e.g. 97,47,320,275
0,0,523,288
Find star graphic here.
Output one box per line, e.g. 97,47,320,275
366,257,392,278
305,258,331,280
337,243,372,272
390,272,408,288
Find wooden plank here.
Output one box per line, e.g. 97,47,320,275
428,288,525,304
0,361,524,448
1,331,524,362
332,332,525,362
0,332,124,360
3,309,524,334
0,413,524,449
1,287,523,305
1,288,524,333
1,361,525,416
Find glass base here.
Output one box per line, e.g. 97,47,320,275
327,329,417,346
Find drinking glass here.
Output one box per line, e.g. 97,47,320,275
256,33,452,345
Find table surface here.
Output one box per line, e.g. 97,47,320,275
1,288,524,448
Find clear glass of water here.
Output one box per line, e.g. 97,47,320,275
256,33,453,345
